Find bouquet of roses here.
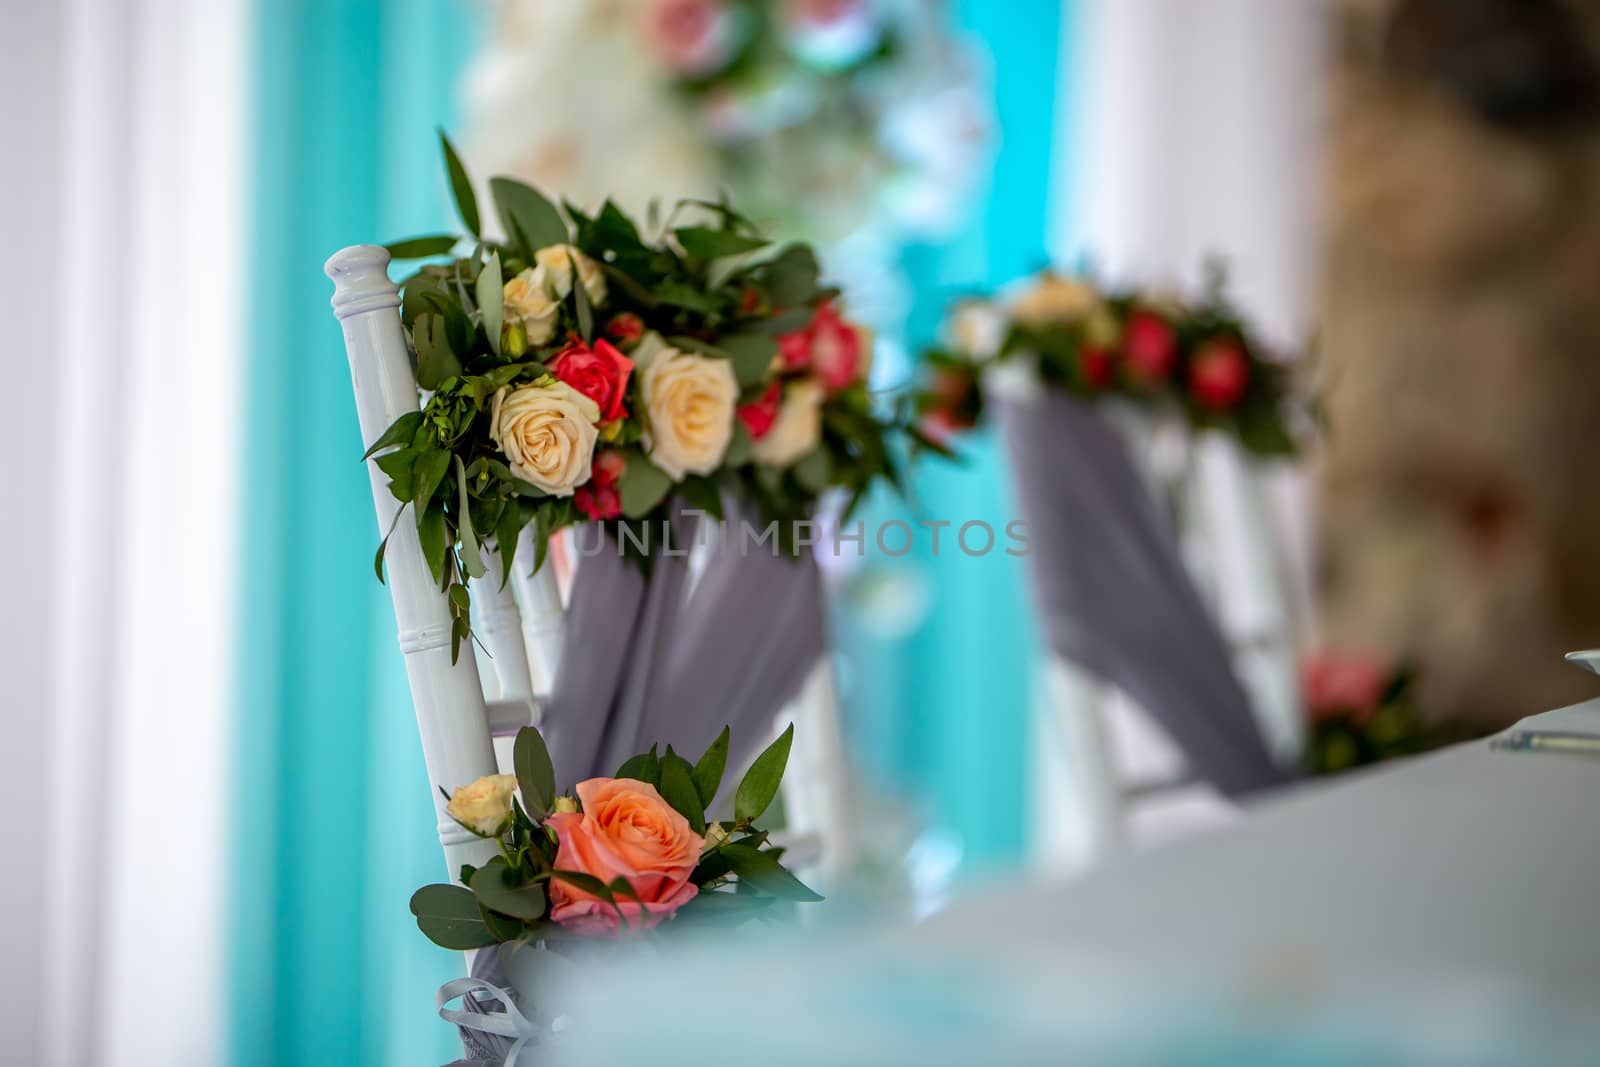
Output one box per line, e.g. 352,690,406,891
369,133,907,660
914,270,1302,458
411,723,818,949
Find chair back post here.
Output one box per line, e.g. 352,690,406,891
326,244,499,880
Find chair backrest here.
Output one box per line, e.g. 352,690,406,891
327,244,542,881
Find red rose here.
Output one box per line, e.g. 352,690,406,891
575,450,626,521
604,313,644,345
1188,339,1251,411
808,303,865,393
1080,344,1116,389
1123,311,1177,384
737,381,783,439
778,328,812,372
548,337,634,423
1303,652,1386,725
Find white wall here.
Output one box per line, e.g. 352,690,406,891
0,2,246,1063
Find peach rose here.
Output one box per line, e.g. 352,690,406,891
490,379,601,496
546,777,704,935
640,345,738,480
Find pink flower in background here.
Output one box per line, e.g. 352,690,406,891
604,312,645,345
546,777,703,935
1080,344,1117,389
1188,338,1251,411
1123,310,1178,384
574,450,626,521
1303,652,1388,723
646,0,739,77
738,380,783,439
778,327,813,372
783,0,880,69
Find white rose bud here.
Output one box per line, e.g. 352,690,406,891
533,244,607,307
751,379,824,468
446,774,520,837
949,300,1007,362
701,821,730,854
490,379,602,496
640,347,738,480
552,795,580,814
503,268,560,346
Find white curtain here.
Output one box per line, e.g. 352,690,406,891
0,2,246,1064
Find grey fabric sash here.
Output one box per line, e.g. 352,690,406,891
540,499,827,786
995,390,1288,797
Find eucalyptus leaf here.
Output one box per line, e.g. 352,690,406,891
438,131,480,237
513,725,556,818
413,313,463,390
675,226,768,261
410,883,498,950
490,176,568,252
759,245,820,308
454,456,487,580
386,234,459,259
734,723,793,823
718,332,779,387
413,448,452,509
792,448,829,493
469,856,547,921
417,501,448,584
617,450,674,519
573,269,594,342
477,252,503,358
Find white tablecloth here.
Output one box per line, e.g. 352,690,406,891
548,699,1600,1066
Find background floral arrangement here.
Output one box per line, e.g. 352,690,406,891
1301,652,1477,775
463,0,990,245
411,723,818,949
370,134,908,660
913,271,1303,458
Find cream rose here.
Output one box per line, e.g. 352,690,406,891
750,379,824,468
949,300,1006,362
534,244,607,306
490,379,601,496
503,268,560,345
640,347,738,479
1010,274,1100,328
446,773,519,837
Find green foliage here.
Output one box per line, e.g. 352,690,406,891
410,884,498,950
365,131,916,663
513,726,556,818
734,724,793,823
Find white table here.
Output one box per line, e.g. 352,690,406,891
551,700,1600,1065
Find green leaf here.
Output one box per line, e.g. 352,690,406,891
548,869,616,905
386,234,459,259
675,226,769,261
676,475,723,520
759,244,820,308
438,131,480,237
572,269,594,342
617,450,674,518
413,448,452,509
477,252,503,358
792,448,829,491
734,724,793,823
724,420,753,466
410,883,499,949
489,176,568,252
718,332,779,388
722,843,823,902
615,745,660,785
658,747,706,833
468,856,548,921
417,501,448,583
512,726,556,818
478,900,525,942
374,447,420,500
413,313,463,390
373,503,407,584
691,726,730,808
454,456,487,580
362,411,423,461
495,507,524,590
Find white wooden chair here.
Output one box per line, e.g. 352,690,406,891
326,244,848,885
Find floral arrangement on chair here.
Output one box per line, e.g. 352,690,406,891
411,723,817,949
913,271,1302,457
1302,652,1476,774
369,134,909,659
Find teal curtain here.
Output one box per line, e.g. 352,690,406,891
231,3,479,1065
841,0,1070,872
